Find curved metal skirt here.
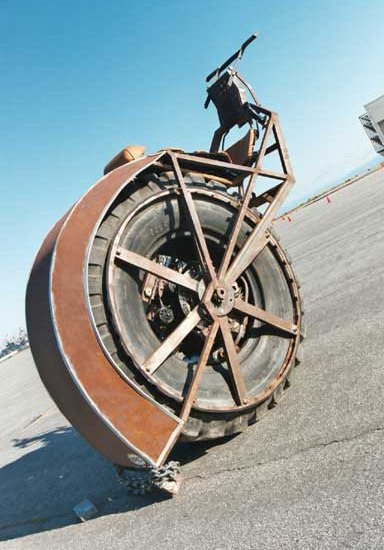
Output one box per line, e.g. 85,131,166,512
26,153,183,468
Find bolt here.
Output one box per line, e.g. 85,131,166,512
144,288,152,297
217,287,226,298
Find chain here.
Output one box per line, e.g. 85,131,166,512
116,461,182,495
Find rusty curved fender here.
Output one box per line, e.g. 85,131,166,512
26,153,183,468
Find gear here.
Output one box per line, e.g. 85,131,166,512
116,461,182,495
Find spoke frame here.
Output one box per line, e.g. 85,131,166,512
108,109,298,424
169,152,218,287
218,316,249,406
140,112,296,417
234,298,297,335
180,320,220,421
222,114,295,285
115,247,200,293
217,114,275,281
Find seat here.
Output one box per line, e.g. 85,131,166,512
225,129,256,166
104,145,145,175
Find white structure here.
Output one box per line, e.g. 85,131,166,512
359,95,384,156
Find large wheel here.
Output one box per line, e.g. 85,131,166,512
87,170,304,441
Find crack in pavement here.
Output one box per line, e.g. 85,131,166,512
183,425,384,482
21,407,56,430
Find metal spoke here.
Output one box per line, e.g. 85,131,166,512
218,116,274,280
115,247,200,293
218,316,248,405
272,121,293,175
225,232,270,286
180,320,219,421
170,152,218,286
224,117,295,285
143,307,201,375
249,182,283,209
258,169,288,180
234,298,297,336
174,152,255,174
224,181,293,285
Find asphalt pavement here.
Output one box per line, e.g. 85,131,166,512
1,167,384,548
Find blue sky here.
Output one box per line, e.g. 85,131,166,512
1,0,384,341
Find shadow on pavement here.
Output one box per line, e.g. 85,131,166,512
0,425,227,541
170,434,236,465
0,427,167,541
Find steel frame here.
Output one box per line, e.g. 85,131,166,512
112,108,299,423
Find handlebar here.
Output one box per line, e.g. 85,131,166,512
205,33,258,83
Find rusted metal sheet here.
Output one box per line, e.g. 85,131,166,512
26,154,183,468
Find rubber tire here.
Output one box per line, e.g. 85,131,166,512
88,170,305,441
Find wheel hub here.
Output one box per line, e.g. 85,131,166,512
211,282,235,316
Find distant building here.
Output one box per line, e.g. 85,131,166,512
359,95,384,156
